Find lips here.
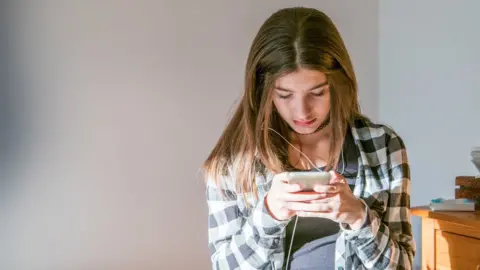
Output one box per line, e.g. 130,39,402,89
293,118,316,127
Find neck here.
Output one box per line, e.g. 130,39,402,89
291,124,333,146
287,125,332,170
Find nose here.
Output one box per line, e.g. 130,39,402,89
294,96,311,119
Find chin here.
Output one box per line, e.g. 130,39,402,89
296,129,317,135
291,125,321,135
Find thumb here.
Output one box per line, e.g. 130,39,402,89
328,170,344,184
273,171,289,183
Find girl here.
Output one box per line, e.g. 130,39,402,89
202,6,415,270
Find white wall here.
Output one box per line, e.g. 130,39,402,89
379,1,480,269
1,1,379,270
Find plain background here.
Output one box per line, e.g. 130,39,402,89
1,1,479,270
379,3,480,270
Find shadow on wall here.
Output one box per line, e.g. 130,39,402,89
0,0,10,184
0,0,24,202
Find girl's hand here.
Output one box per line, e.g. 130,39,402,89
265,172,327,221
286,171,367,229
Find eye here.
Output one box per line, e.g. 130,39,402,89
277,93,292,99
311,88,326,97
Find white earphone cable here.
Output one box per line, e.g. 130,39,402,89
268,127,345,270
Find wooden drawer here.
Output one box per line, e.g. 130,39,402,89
435,231,480,270
411,206,480,269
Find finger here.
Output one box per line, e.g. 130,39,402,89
273,172,289,183
286,202,331,212
309,194,336,204
312,184,338,193
329,170,346,184
292,191,328,197
278,208,296,219
332,182,347,192
281,182,302,193
296,211,333,218
282,192,326,202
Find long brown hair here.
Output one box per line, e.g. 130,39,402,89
202,7,364,199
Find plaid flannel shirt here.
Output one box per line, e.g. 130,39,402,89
206,118,416,269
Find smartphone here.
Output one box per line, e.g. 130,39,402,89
285,171,332,191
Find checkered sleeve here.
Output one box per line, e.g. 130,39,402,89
206,178,288,270
340,132,416,269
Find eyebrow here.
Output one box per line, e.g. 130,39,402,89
274,81,328,92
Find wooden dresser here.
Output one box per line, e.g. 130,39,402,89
411,206,480,270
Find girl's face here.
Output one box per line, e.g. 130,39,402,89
272,68,330,135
